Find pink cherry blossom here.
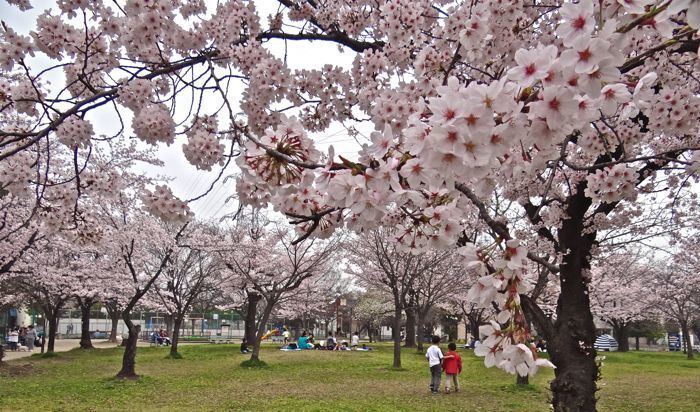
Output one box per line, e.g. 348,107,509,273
556,0,596,46
507,44,558,87
528,86,578,130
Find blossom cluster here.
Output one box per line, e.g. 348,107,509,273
240,116,321,187
0,151,34,198
143,185,192,223
464,240,555,376
56,116,94,149
182,116,224,170
68,212,105,246
646,88,700,135
33,11,82,60
117,79,155,111
6,0,32,11
0,26,33,71
182,120,225,171
132,104,176,146
10,80,42,116
585,164,638,204
80,170,122,198
38,184,79,233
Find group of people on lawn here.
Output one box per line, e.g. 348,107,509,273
240,328,464,394
239,329,365,353
291,330,362,351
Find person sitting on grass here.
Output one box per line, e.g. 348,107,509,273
325,333,336,350
240,337,250,354
298,331,310,350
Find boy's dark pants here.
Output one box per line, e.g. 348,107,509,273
430,364,442,391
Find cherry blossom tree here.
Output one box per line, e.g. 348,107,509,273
220,222,339,362
150,224,224,358
353,290,393,342
2,1,700,409
651,244,700,359
215,213,267,347
73,253,112,350
103,290,129,343
91,184,186,377
114,215,184,377
10,237,84,353
346,229,452,368
412,254,470,352
277,267,351,336
589,252,657,351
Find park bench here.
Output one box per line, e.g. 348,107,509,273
209,336,235,344
144,334,164,347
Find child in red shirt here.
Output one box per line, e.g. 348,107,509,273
442,342,462,394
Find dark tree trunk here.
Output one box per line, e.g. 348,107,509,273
416,309,427,352
45,310,59,353
170,316,183,357
79,300,94,349
613,322,630,352
165,314,173,337
681,323,694,360
548,188,598,412
109,316,119,343
117,312,140,379
468,313,481,344
40,316,46,353
634,336,640,351
250,301,274,362
392,304,402,368
245,292,261,347
517,374,529,385
106,303,121,343
404,307,416,348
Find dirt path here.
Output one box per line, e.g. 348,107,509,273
2,339,152,361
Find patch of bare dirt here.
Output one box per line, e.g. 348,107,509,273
0,362,35,377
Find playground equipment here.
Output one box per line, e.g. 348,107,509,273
261,329,279,340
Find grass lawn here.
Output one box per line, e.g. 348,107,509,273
0,343,698,411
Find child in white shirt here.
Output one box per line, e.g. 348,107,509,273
425,335,444,394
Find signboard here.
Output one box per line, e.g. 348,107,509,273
668,332,682,351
